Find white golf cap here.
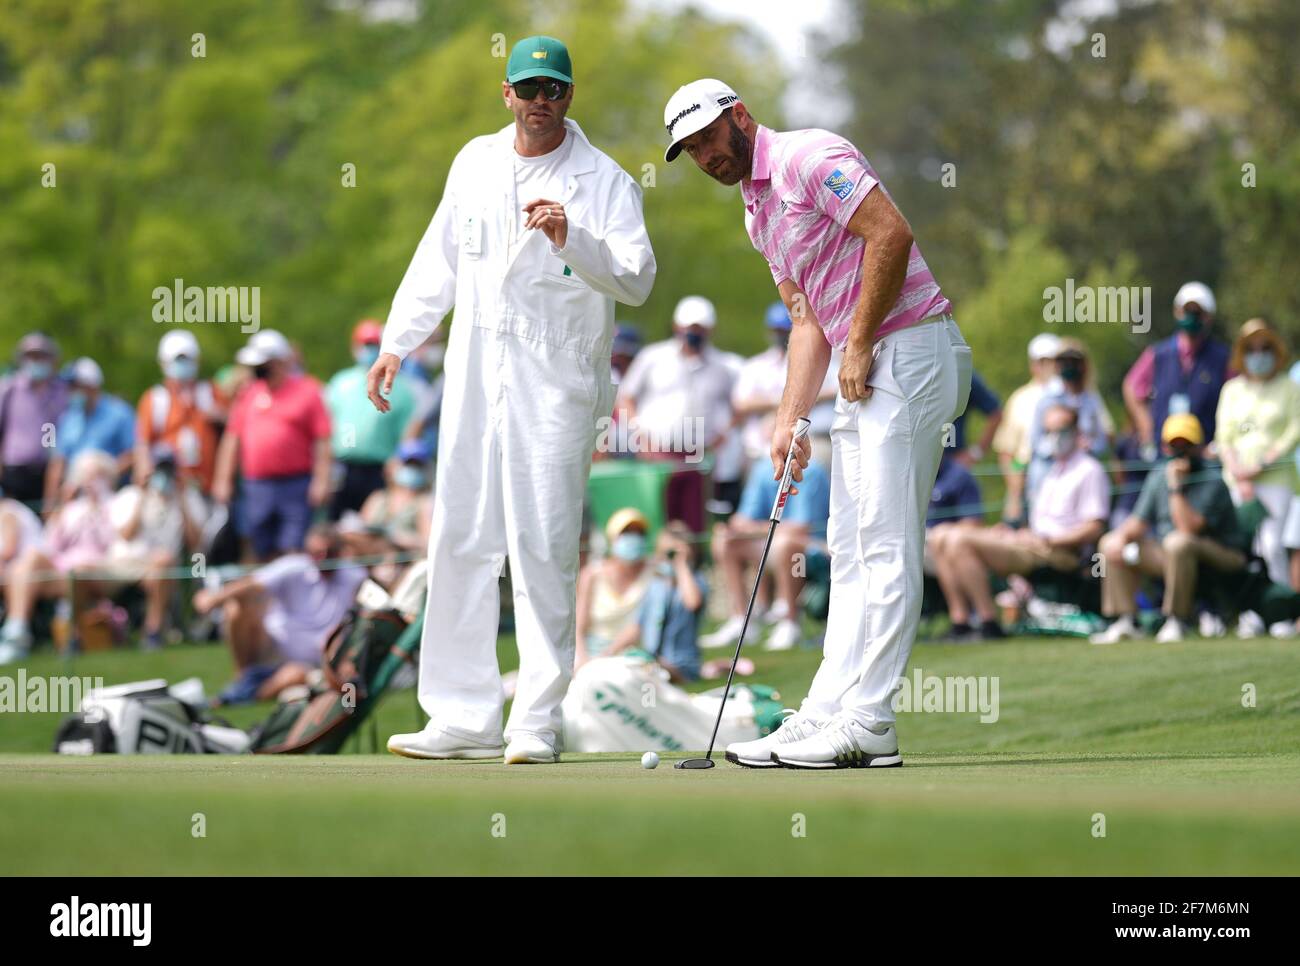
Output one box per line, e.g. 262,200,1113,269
236,328,292,367
69,357,103,388
1027,333,1063,361
1173,281,1216,315
663,78,741,162
158,329,200,363
673,295,717,329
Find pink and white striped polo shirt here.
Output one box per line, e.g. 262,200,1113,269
740,125,950,350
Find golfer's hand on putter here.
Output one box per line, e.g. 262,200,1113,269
366,352,401,413
770,419,812,495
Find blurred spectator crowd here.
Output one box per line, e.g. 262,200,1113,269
2,278,1298,701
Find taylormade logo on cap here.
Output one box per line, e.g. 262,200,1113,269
666,102,701,135
662,79,740,161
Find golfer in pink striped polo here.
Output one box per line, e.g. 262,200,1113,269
664,79,973,769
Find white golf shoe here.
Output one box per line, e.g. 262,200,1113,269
1089,614,1143,645
773,715,902,769
386,726,503,760
504,732,559,764
1156,616,1187,643
724,709,827,768
700,615,747,649
764,619,802,652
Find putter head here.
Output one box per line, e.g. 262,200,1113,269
675,757,715,770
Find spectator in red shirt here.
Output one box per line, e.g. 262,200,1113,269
213,330,332,560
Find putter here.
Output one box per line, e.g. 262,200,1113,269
677,415,813,770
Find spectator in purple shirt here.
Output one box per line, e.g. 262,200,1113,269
192,523,367,704
0,333,69,509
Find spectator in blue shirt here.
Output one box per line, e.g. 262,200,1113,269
951,369,1002,466
1026,338,1113,504
704,455,831,653
45,358,135,512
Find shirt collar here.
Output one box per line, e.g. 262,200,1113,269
741,125,775,206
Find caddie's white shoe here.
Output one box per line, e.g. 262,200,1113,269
724,709,827,768
504,733,559,765
386,726,503,760
773,715,902,770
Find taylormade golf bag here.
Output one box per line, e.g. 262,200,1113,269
561,655,785,753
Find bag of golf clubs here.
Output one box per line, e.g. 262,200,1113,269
53,678,251,755
247,562,426,754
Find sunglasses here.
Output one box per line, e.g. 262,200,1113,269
512,78,569,102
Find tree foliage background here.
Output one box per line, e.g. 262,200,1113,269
0,0,1296,407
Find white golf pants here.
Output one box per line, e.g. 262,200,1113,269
804,315,972,727
418,322,613,748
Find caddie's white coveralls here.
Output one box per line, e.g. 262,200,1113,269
380,119,656,748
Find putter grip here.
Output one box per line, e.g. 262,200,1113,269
770,416,813,522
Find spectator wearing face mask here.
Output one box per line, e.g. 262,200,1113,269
0,333,69,508
575,508,654,669
1025,338,1113,505
326,320,417,519
45,358,135,514
934,404,1110,640
606,521,707,682
341,439,433,588
1215,318,1300,589
214,330,332,561
1123,281,1230,462
135,330,227,495
1090,413,1248,645
103,444,205,650
993,333,1063,523
0,449,119,664
615,296,741,532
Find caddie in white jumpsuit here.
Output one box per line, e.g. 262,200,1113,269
663,80,971,770
370,36,655,764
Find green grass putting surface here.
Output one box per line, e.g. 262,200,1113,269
2,634,1299,874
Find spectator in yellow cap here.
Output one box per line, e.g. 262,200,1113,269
574,508,654,669
1091,413,1248,644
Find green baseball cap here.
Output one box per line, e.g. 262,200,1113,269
505,35,573,84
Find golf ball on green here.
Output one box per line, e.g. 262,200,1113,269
641,751,660,769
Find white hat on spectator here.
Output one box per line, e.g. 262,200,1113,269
66,449,117,492
1173,281,1216,316
1027,333,1063,361
158,329,200,363
236,329,292,367
673,295,717,329
69,357,103,388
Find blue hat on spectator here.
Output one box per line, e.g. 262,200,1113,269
765,302,792,331
396,439,431,465
612,323,642,357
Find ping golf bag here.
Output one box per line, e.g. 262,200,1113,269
53,678,251,754
561,655,785,753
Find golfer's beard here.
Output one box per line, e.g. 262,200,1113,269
709,119,752,185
